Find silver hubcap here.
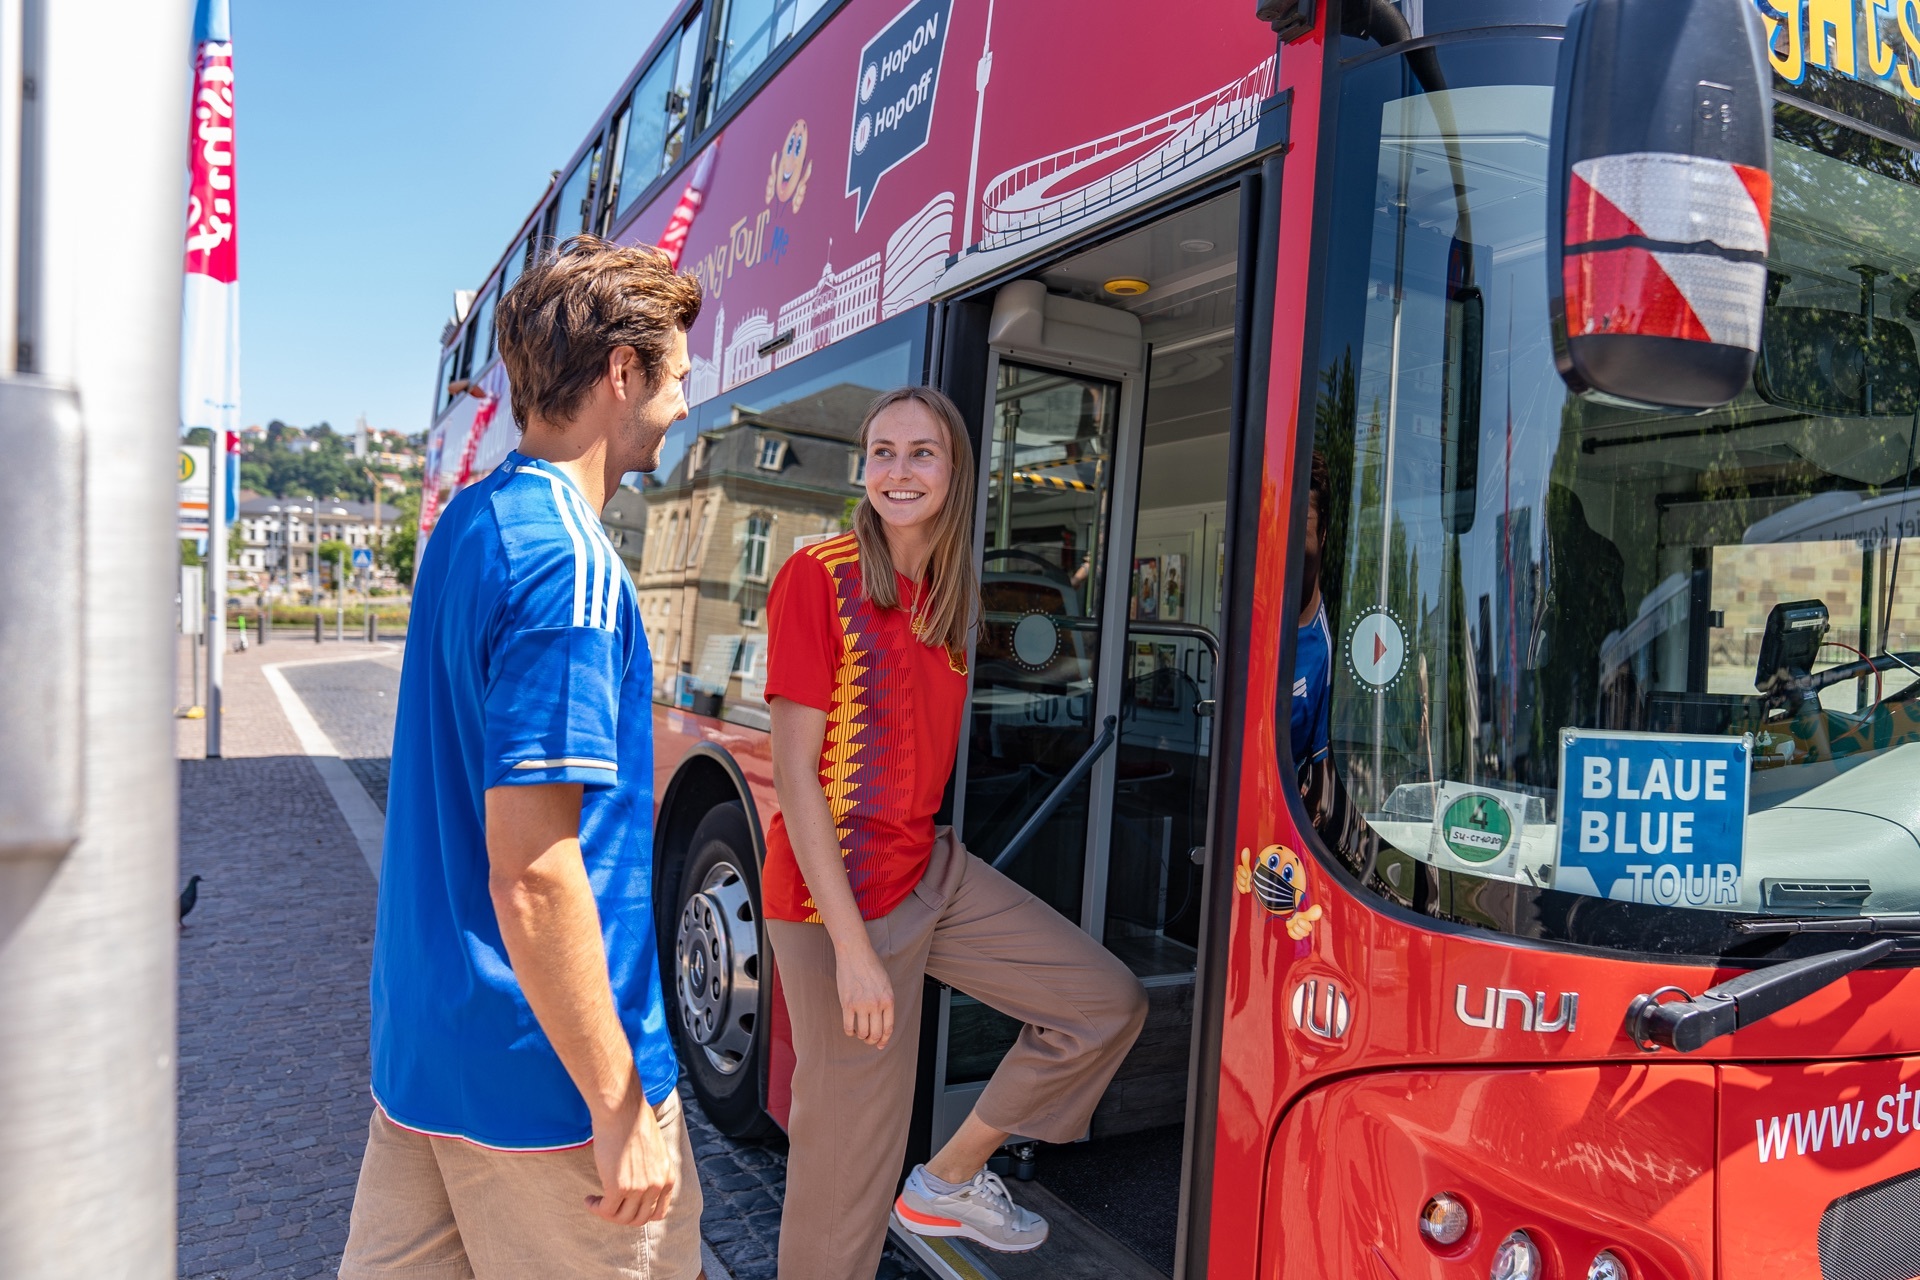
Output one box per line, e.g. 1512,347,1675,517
674,860,759,1076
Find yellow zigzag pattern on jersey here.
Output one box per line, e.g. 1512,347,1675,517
803,533,864,924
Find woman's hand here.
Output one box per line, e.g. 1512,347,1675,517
834,937,895,1050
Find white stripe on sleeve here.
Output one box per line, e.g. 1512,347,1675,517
521,466,588,627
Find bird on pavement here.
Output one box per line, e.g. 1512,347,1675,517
179,875,203,923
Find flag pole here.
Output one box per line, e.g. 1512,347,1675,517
183,0,239,758
206,434,226,755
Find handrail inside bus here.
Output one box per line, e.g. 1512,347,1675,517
989,715,1120,873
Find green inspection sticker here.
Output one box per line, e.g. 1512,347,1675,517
1440,792,1514,864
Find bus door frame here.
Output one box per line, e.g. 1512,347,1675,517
912,145,1287,1277
922,323,1149,1148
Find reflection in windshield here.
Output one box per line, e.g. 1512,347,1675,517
1302,41,1920,951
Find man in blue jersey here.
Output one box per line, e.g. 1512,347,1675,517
1292,451,1332,780
341,236,706,1279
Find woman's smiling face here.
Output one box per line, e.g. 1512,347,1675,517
863,398,953,539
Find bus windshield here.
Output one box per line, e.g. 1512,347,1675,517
1303,35,1920,957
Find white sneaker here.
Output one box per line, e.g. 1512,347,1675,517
894,1164,1049,1253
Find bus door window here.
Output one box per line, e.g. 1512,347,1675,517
964,360,1122,928
1302,35,1920,951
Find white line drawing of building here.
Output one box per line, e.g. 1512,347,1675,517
974,58,1275,253
689,305,723,406
723,310,776,392
775,253,881,367
882,191,955,320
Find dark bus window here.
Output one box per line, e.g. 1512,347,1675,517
619,50,676,217
665,11,702,169
435,344,460,416
555,137,602,241
599,106,630,233
465,280,499,380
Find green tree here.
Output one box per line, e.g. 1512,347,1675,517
382,489,421,587
179,538,202,567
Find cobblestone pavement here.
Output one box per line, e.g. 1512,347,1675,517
173,635,922,1280
176,638,378,1280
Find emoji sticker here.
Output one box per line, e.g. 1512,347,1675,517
1237,844,1322,941
767,120,813,211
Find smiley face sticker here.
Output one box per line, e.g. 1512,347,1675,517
1237,844,1323,941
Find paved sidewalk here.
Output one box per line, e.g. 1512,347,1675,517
172,633,817,1280
175,637,380,1279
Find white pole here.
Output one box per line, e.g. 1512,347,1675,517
205,433,226,756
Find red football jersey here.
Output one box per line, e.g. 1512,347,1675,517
762,532,968,923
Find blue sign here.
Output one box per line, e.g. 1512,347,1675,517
1556,730,1750,908
845,0,951,227
352,547,374,570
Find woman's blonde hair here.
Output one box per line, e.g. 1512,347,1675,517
851,386,978,654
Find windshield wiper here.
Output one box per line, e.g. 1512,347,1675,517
1737,913,1920,935
1625,936,1901,1052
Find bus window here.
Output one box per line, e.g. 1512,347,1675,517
555,137,602,241
618,49,676,218
705,0,825,124
435,343,460,416
628,313,924,723
665,9,703,168
1302,34,1920,951
597,106,628,234
464,280,498,381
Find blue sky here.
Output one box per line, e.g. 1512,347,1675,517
235,0,674,440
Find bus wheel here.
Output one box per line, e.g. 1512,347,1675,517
669,802,775,1140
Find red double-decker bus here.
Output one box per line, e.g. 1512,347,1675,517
422,0,1920,1274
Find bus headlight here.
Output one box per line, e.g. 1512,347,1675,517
1418,1193,1470,1247
1588,1250,1628,1280
1490,1230,1541,1280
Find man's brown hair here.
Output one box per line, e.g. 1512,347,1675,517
493,234,702,429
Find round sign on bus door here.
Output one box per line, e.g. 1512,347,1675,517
1345,606,1406,690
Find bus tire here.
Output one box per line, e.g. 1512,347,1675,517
666,801,775,1140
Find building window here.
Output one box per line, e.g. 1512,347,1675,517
849,451,867,485
739,601,761,626
687,503,714,569
742,513,771,581
659,513,682,570
756,436,786,471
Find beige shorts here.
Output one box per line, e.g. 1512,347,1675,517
337,1091,704,1280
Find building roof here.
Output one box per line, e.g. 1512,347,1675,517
654,381,874,496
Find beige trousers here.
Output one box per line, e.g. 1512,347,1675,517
337,1092,704,1280
767,830,1148,1280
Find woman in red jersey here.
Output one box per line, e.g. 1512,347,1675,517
762,386,1147,1279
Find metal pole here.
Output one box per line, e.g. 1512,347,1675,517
0,0,189,1273
336,545,345,641
205,430,225,755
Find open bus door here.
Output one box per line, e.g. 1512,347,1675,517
898,185,1265,1279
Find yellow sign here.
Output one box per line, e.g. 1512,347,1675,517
1760,0,1920,101
178,448,197,483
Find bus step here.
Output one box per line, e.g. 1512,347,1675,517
887,1179,1167,1280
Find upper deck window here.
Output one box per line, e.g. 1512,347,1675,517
705,0,829,124
555,138,602,242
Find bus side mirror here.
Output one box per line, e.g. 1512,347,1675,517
1547,0,1773,409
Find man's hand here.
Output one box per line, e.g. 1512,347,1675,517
585,1077,678,1226
835,937,894,1050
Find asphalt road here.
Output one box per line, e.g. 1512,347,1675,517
281,651,402,813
